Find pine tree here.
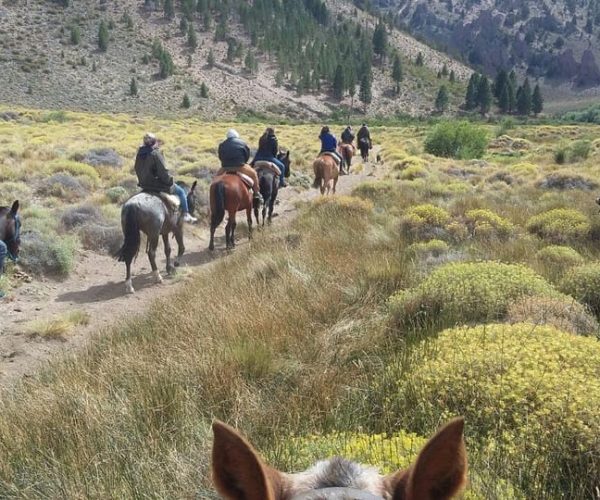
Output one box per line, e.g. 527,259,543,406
275,67,284,87
359,72,372,112
498,83,510,113
159,50,174,78
391,54,403,94
129,77,138,96
226,40,236,63
332,64,345,100
70,25,81,45
477,76,492,115
449,70,456,83
180,17,188,34
98,21,109,52
200,82,209,98
415,52,424,66
207,49,215,67
493,69,508,100
516,78,532,115
373,21,388,63
507,81,516,113
182,93,191,108
465,73,480,110
188,24,198,51
435,85,449,112
532,83,543,115
441,63,448,77
164,0,175,19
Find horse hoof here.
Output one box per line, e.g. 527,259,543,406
173,261,180,268
167,266,176,275
125,280,135,294
153,271,163,284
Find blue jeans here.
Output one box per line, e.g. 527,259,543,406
0,240,6,275
173,184,190,213
256,156,286,186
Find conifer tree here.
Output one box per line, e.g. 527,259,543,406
477,76,492,114
449,70,456,83
188,24,197,51
498,83,510,113
70,26,81,45
98,21,109,52
465,73,480,110
164,0,174,19
200,82,209,98
333,64,345,100
359,71,372,112
130,77,138,96
532,83,543,115
207,48,215,67
391,54,403,94
373,21,388,63
415,52,424,66
182,93,191,108
516,78,532,115
493,69,508,100
435,85,449,112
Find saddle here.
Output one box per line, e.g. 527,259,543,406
156,192,181,214
320,151,341,168
225,171,254,189
254,160,281,177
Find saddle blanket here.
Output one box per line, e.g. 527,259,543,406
157,192,181,212
254,161,281,177
320,152,341,169
225,171,254,188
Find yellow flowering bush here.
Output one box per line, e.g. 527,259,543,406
464,209,514,240
560,262,600,315
506,295,599,336
526,208,591,243
390,323,600,498
535,245,584,268
399,165,428,180
406,239,449,259
400,204,451,241
388,262,562,329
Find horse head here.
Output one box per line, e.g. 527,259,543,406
278,150,291,177
211,418,468,500
187,181,198,216
1,201,21,262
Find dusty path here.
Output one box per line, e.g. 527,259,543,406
0,158,381,386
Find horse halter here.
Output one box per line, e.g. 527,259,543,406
292,488,383,500
5,212,21,262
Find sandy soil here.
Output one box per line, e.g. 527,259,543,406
0,155,382,386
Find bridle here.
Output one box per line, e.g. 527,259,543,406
4,212,21,262
291,488,383,499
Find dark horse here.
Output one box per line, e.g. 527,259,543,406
358,137,370,162
254,150,291,226
339,143,354,174
0,201,21,275
209,174,253,250
114,183,196,294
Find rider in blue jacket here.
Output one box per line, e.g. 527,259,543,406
318,126,342,165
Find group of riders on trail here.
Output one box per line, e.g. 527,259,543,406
133,123,373,221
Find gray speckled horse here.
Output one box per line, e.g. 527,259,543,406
114,192,186,294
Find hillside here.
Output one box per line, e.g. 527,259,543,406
0,0,470,119
370,0,600,111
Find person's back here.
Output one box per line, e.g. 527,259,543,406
219,134,250,169
357,125,370,141
341,127,354,145
256,131,278,159
319,129,337,153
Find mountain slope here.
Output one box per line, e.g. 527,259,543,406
0,0,469,118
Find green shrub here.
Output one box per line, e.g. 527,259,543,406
507,295,598,336
526,209,590,243
560,262,600,316
569,139,591,161
400,204,451,241
554,147,566,164
406,239,449,259
388,323,600,498
20,230,76,277
464,209,514,240
535,245,584,272
398,165,427,180
388,262,562,329
106,186,129,204
424,121,488,160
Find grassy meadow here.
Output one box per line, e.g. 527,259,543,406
1,109,600,498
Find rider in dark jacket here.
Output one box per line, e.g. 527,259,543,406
357,123,372,148
253,127,287,187
134,133,196,223
341,126,355,145
217,129,262,202
319,126,342,165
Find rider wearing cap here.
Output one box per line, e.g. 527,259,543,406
217,129,262,203
318,126,343,165
252,127,288,188
134,133,197,223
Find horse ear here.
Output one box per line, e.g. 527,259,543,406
212,421,284,500
10,200,19,214
191,181,197,193
285,151,290,159
385,418,467,500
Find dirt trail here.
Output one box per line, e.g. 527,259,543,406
0,158,381,386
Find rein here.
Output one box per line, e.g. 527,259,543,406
4,213,21,262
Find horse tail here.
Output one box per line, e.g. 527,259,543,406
211,181,226,227
115,203,140,263
313,160,324,189
259,173,272,205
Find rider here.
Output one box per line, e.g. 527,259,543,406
134,133,197,223
341,125,355,148
252,127,287,188
217,129,262,204
357,123,372,149
318,126,343,166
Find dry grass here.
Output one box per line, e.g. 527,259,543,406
25,310,91,340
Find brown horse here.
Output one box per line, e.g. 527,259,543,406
339,143,354,174
212,418,468,500
209,173,253,250
312,154,339,195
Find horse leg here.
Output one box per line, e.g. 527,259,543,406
163,233,174,274
333,177,338,195
247,208,253,240
268,197,275,223
173,227,185,267
125,259,134,294
225,214,233,249
148,235,162,284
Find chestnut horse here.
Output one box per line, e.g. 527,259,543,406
312,154,339,195
339,143,354,174
212,418,468,500
209,173,253,250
